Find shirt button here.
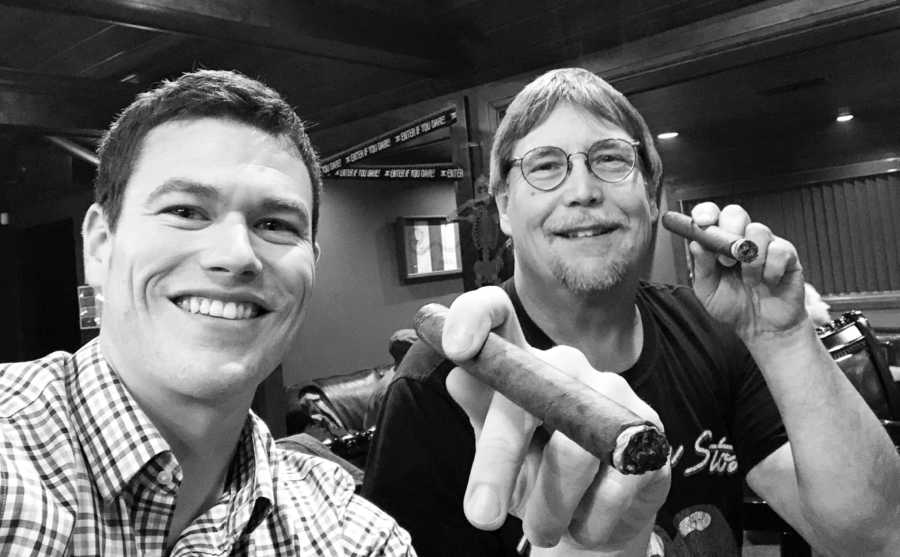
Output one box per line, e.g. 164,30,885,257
157,470,173,485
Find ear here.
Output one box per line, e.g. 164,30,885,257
82,203,112,287
494,189,513,236
649,195,659,222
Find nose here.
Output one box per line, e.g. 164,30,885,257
200,214,263,281
560,153,604,206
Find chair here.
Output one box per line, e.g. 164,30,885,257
818,311,900,428
285,363,393,468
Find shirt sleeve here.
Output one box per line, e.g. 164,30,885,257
361,353,523,556
728,336,789,473
342,493,416,556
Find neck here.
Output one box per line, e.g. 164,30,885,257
100,338,254,546
514,272,644,373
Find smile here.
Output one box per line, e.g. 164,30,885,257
173,296,265,320
555,224,618,239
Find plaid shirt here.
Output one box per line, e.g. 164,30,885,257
0,339,414,556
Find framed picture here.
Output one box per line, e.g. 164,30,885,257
396,216,463,282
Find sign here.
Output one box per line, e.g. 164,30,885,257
320,106,458,175
77,285,101,330
397,216,463,282
329,164,464,180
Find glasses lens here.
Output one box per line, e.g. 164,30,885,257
588,139,636,182
521,146,568,190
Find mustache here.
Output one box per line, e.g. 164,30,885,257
545,213,625,233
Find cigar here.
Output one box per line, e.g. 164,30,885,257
414,303,670,475
661,211,758,263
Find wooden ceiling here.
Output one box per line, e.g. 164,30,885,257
0,0,780,135
0,0,897,179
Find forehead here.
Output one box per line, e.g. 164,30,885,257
125,117,312,207
512,103,631,156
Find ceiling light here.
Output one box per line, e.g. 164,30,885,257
836,111,854,123
657,131,679,140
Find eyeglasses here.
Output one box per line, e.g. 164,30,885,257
509,138,640,191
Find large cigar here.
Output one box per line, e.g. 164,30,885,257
414,303,669,475
661,211,758,263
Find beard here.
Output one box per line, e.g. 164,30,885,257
548,251,631,294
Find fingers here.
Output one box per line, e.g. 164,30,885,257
442,285,527,360
446,366,492,436
761,237,801,286
464,392,540,529
523,432,600,547
569,464,671,548
520,346,664,547
689,203,801,289
443,286,539,529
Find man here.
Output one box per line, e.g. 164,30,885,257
0,70,413,555
363,67,900,556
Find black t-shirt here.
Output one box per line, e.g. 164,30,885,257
362,281,788,556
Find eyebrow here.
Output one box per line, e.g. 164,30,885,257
145,179,219,205
146,178,310,224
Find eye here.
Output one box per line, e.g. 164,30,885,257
162,206,207,220
256,218,305,242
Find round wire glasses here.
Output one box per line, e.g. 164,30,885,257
509,138,640,191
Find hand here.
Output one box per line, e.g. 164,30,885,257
689,203,807,341
442,286,670,554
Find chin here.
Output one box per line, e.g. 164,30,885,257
551,258,629,294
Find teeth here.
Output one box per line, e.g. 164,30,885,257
209,300,223,317
223,302,236,319
567,230,600,238
176,296,261,320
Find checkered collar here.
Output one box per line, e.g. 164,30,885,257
68,337,275,522
69,338,172,503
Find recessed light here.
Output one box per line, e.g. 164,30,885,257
836,109,854,122
657,131,679,140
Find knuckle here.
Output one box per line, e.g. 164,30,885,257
569,523,610,549
539,345,590,371
595,372,630,396
547,436,597,476
721,203,747,218
523,521,565,548
745,221,771,236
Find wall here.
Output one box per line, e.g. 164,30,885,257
283,179,463,385
658,114,900,327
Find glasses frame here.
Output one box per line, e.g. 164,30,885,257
509,138,641,192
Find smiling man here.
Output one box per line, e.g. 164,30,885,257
363,68,900,556
0,70,412,555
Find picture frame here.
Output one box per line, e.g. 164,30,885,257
396,216,463,282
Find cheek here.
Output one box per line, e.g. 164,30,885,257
108,235,188,296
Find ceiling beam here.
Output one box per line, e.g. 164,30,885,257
307,0,900,129
0,0,453,75
0,67,138,134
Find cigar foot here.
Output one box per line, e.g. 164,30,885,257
613,424,670,474
731,239,759,263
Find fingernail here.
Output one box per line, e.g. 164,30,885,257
467,484,501,526
443,326,473,356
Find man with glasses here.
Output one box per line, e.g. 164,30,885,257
363,68,900,556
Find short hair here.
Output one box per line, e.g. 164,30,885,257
94,69,323,238
489,67,663,205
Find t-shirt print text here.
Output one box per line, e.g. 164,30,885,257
670,430,739,477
